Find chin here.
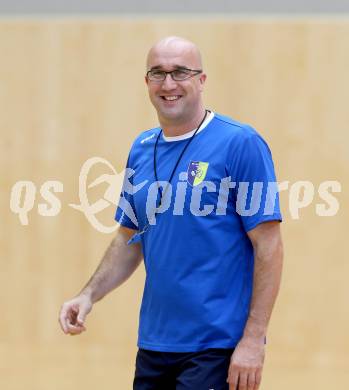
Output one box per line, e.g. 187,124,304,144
158,107,184,122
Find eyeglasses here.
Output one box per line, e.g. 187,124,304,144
146,68,202,82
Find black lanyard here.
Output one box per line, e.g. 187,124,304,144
153,109,208,206
127,109,209,245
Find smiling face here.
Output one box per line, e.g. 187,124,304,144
145,37,207,128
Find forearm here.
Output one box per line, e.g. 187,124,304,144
79,226,142,304
243,224,283,341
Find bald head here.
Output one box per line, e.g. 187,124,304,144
146,36,203,70
145,36,207,131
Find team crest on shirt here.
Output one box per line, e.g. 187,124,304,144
187,161,209,186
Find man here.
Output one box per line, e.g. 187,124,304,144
59,36,283,390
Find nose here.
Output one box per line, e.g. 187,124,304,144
161,73,177,90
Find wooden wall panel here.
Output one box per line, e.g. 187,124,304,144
0,19,348,389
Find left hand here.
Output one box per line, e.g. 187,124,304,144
226,336,265,390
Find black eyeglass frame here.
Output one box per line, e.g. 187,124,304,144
146,68,203,82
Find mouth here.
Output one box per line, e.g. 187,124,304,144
160,95,182,102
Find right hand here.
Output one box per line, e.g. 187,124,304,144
59,294,93,335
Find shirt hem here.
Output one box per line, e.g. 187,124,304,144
115,214,138,230
244,214,282,232
137,339,239,352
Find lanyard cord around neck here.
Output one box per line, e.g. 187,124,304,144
127,110,209,245
153,109,208,205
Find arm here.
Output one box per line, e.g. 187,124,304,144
227,221,283,390
58,225,142,335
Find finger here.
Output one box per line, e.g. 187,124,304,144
62,308,85,335
227,362,232,382
70,322,86,332
66,322,85,335
59,306,70,333
58,314,66,333
59,317,68,333
238,372,248,390
229,377,238,390
255,368,262,389
77,306,88,326
228,368,239,390
68,308,78,324
247,371,256,390
67,312,85,330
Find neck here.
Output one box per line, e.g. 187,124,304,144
159,107,207,137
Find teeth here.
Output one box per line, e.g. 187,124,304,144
164,96,179,101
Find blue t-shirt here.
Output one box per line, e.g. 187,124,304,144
115,112,282,352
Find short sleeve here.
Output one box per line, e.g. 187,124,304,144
114,155,139,230
230,131,282,232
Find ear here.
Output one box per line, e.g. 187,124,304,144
199,73,207,85
145,75,149,85
198,73,207,92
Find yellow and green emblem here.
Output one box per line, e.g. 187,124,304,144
187,161,209,186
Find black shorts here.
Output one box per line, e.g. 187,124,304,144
133,347,234,390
